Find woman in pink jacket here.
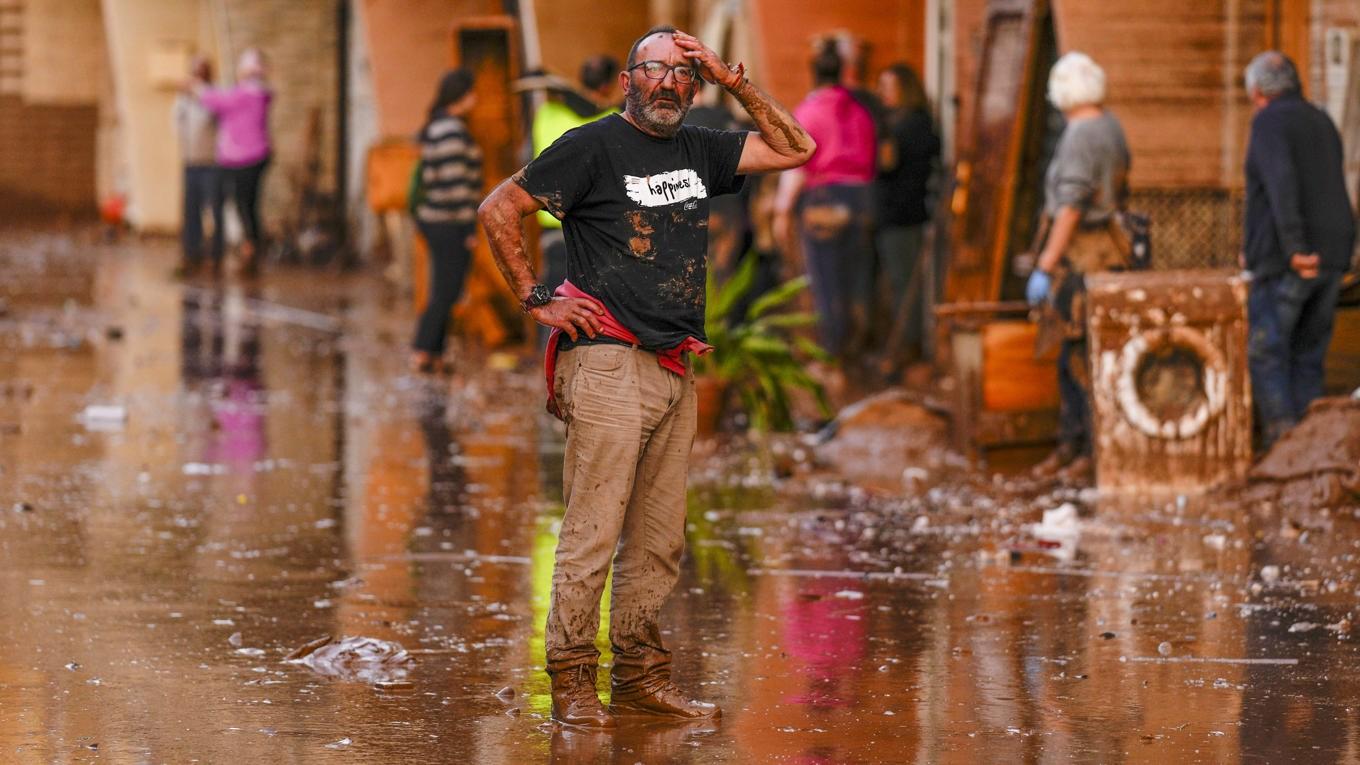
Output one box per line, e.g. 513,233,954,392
198,48,273,276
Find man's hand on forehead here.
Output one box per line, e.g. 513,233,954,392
671,30,738,88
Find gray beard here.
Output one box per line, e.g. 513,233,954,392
626,90,690,138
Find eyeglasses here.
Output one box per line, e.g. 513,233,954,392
628,60,696,84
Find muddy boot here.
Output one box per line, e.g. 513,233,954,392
548,663,614,728
610,648,721,720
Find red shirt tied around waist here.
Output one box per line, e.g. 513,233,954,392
544,280,712,419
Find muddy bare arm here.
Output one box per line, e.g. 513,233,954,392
478,176,542,302
477,176,603,340
672,31,815,173
726,79,816,173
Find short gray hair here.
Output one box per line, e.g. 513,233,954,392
1244,51,1300,98
1047,52,1106,111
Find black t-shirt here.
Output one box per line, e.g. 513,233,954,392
516,114,747,350
875,107,940,227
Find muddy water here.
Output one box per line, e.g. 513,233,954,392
1,231,1358,763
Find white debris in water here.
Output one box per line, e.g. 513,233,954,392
1157,641,1173,656
833,590,865,600
1287,622,1318,633
287,636,413,686
1260,565,1281,584
324,737,352,750
182,462,227,476
1202,534,1227,551
902,466,929,483
1029,503,1081,562
78,404,127,431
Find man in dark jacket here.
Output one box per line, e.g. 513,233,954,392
1243,51,1356,448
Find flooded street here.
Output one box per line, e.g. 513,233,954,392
1,231,1358,764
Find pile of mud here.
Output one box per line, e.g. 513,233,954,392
813,388,957,493
1247,397,1360,507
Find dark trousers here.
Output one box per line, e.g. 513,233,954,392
875,223,927,362
1247,270,1343,446
538,229,568,350
1058,338,1092,456
222,156,270,251
182,165,223,264
798,183,874,359
412,220,475,355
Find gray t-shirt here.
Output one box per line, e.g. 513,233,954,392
1043,110,1129,225
174,94,217,167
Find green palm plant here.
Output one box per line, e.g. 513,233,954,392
697,253,833,431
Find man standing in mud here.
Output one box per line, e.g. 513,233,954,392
478,26,814,727
1242,51,1355,449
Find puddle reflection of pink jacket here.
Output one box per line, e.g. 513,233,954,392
543,280,711,419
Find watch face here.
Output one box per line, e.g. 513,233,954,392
525,285,553,308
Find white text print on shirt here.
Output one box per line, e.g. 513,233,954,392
623,169,708,208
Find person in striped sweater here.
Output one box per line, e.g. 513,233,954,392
411,68,483,373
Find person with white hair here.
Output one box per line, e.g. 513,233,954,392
197,47,273,276
1241,51,1355,449
1025,51,1131,482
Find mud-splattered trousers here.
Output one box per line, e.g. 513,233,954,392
1247,270,1343,447
545,343,696,694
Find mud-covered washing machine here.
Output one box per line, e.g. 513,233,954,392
1086,270,1252,492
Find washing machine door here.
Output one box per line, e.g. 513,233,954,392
1113,326,1228,440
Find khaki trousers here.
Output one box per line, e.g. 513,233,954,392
545,343,696,683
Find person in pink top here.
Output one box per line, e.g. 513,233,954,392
775,38,876,365
197,48,273,276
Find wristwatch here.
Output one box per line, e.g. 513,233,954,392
521,284,553,313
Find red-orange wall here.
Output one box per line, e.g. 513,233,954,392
747,0,928,110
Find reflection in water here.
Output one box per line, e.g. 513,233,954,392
183,288,267,471
0,233,1357,763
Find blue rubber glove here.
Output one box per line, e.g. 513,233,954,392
1026,269,1051,306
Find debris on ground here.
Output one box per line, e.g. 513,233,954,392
77,404,127,429
1028,503,1082,562
813,388,955,492
1247,397,1360,507
285,635,414,686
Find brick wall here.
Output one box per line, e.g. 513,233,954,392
0,95,98,216
748,0,928,112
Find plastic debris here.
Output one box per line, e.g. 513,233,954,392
78,404,126,430
1029,503,1081,562
285,635,413,686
